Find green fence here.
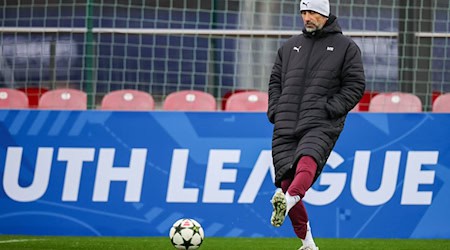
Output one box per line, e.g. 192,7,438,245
0,0,449,110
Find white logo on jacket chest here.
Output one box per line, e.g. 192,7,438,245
293,46,302,52
327,46,334,51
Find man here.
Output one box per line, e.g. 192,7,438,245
267,0,365,249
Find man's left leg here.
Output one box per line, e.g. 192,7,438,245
287,155,318,249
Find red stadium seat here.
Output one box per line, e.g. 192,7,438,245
431,91,442,105
0,88,29,109
368,92,422,112
38,88,87,110
357,91,378,111
221,89,256,110
432,93,450,113
350,103,360,112
17,87,48,108
224,91,268,112
163,90,216,111
101,89,154,111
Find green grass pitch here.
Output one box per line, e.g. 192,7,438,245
0,235,449,249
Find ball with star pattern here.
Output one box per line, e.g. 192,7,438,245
169,218,204,250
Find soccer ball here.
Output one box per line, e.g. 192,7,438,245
169,218,204,250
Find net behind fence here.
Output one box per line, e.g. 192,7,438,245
0,0,449,110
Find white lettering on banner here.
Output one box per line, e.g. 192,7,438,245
238,150,274,203
2,146,440,205
166,149,199,203
58,148,95,201
303,151,346,205
351,151,401,206
166,149,273,203
203,150,240,203
93,148,147,202
305,150,439,206
401,151,438,205
2,146,146,202
3,147,53,202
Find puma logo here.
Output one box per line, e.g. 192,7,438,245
293,46,302,52
302,1,310,7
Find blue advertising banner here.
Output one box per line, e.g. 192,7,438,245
0,110,449,239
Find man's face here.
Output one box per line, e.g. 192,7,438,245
301,10,328,32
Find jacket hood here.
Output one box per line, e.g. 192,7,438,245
302,14,342,38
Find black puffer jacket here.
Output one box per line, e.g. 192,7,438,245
268,15,365,188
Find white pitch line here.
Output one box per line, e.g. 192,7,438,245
0,239,45,244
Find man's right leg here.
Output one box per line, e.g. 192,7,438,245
270,178,292,227
288,155,317,200
271,156,317,228
270,188,286,227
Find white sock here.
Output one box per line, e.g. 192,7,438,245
301,221,316,247
285,192,300,215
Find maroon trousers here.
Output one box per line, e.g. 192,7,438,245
280,155,317,239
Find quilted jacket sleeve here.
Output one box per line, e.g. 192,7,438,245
267,48,283,124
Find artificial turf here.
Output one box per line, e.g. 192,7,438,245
0,235,449,250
